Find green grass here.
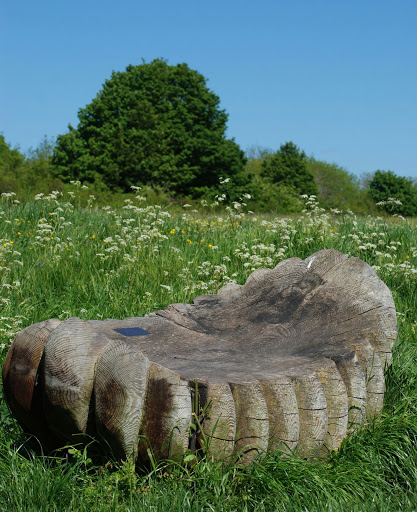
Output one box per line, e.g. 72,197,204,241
1,187,417,511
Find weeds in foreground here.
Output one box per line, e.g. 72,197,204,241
0,186,417,510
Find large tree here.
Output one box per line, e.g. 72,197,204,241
261,142,318,197
368,170,417,216
52,59,247,196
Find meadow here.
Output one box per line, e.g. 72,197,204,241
1,184,417,511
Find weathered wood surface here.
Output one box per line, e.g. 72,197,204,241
2,249,397,463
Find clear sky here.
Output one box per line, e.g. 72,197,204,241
1,0,416,178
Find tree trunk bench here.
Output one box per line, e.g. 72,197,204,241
2,249,397,464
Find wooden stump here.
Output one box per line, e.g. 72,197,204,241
2,249,397,463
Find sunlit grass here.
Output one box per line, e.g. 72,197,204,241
1,185,417,510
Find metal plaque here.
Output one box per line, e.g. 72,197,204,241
114,327,150,337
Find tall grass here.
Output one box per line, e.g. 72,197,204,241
1,186,417,510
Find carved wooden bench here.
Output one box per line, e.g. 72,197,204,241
2,249,397,463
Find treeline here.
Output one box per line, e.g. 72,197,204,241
1,58,416,215
244,143,378,215
2,132,416,216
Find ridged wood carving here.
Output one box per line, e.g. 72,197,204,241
2,249,397,463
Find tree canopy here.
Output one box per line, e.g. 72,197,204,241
261,142,318,197
368,170,417,216
307,158,359,206
0,135,24,174
0,135,25,192
51,59,247,196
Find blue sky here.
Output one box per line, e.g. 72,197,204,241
1,0,416,178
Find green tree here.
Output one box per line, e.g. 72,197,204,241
261,142,318,197
307,158,359,206
0,134,64,196
368,170,417,216
26,136,55,181
0,135,25,192
307,157,377,214
52,59,247,197
0,134,24,170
